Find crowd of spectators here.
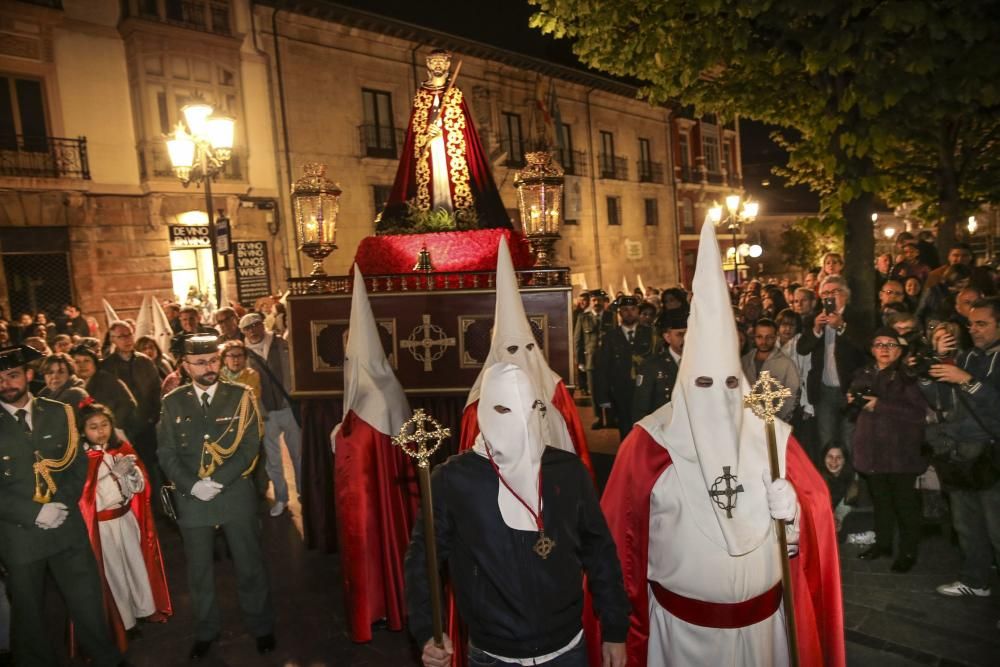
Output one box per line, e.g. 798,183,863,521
574,232,1000,610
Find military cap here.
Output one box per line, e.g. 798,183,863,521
590,290,609,300
0,344,43,371
184,334,221,355
578,290,591,299
616,295,641,308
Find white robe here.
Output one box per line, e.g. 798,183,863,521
429,93,454,211
94,452,156,628
646,446,789,667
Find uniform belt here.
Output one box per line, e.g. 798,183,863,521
649,580,782,629
96,504,132,522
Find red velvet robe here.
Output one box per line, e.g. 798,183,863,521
597,427,845,667
76,442,172,652
382,85,510,230
334,410,420,642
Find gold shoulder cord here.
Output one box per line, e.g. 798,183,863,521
198,389,262,479
33,403,79,503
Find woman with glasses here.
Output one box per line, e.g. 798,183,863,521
847,328,928,572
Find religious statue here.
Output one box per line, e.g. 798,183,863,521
378,49,510,233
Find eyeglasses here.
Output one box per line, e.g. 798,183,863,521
880,290,903,296
819,290,841,298
872,342,901,350
186,357,221,368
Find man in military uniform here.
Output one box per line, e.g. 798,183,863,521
632,308,687,423
0,345,122,667
595,296,656,440
572,290,590,394
574,290,614,427
157,335,275,661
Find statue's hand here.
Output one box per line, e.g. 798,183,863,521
427,122,442,140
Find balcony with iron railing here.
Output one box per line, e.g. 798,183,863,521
637,160,664,184
706,170,725,185
136,140,243,181
557,149,588,177
598,154,628,180
125,0,232,36
677,165,696,183
358,124,405,160
0,135,90,180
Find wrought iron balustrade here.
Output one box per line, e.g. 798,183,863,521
598,154,628,180
358,124,404,159
558,149,588,177
637,160,664,184
0,135,90,179
706,171,725,185
126,0,232,36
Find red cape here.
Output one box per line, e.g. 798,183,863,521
597,427,845,667
449,380,596,666
76,442,172,653
334,410,420,642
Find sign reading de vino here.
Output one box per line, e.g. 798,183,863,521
233,241,271,305
169,225,211,248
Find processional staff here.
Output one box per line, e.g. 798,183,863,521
419,59,464,161
744,370,799,667
392,408,451,648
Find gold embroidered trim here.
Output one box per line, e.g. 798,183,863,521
411,87,473,215
33,403,79,503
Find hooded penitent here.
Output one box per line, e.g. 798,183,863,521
646,215,792,556
331,265,418,643
472,362,547,531
461,237,584,460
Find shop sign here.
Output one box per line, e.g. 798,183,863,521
169,225,211,248
234,241,271,305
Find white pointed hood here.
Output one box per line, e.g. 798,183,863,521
332,266,411,445
473,362,547,530
465,238,574,453
638,216,791,556
134,295,175,363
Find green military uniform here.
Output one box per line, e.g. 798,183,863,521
157,379,274,643
595,323,656,439
574,308,614,399
0,394,121,667
631,349,680,424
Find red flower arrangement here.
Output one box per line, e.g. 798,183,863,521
353,229,535,275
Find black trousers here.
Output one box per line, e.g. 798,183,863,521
7,543,121,667
867,472,921,557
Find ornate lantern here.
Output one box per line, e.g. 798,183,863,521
514,151,564,267
292,162,342,284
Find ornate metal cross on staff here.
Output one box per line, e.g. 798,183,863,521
743,370,799,667
392,409,451,648
709,466,744,519
400,314,456,372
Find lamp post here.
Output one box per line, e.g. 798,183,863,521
709,194,759,287
514,151,565,268
291,162,342,292
165,100,235,309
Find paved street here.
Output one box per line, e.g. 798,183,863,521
45,406,999,666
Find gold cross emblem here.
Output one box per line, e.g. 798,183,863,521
400,314,457,372
744,371,792,425
392,409,451,469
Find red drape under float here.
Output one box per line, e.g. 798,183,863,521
334,410,420,643
75,442,172,653
593,428,845,667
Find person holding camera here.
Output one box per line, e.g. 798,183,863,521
848,328,928,572
797,276,870,456
921,297,1000,598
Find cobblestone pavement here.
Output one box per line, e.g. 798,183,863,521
44,403,998,666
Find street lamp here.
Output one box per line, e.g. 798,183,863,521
709,193,759,287
514,150,565,268
968,216,978,235
291,162,342,292
165,99,236,309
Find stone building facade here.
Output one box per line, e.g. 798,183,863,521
0,0,744,324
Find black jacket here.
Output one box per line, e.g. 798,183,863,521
405,448,629,658
796,307,870,402
631,349,679,423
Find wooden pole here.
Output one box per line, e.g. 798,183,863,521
417,464,444,646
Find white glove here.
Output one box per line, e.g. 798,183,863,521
35,502,69,530
762,471,798,523
191,478,223,501
111,455,137,479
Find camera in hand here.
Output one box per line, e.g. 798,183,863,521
822,297,837,315
845,386,874,421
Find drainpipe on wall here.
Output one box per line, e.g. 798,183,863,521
585,88,603,287
664,106,681,287
268,5,301,279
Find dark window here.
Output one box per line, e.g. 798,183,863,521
644,198,658,226
361,89,396,158
0,76,48,151
639,138,651,174
600,130,615,177
372,184,393,216
703,133,720,173
680,200,695,232
157,91,170,134
501,112,524,167
557,122,574,173
606,196,621,226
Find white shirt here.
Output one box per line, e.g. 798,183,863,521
193,383,219,407
621,324,638,342
480,630,583,665
669,348,682,365
1,394,34,430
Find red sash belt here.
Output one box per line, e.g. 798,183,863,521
96,504,131,522
649,580,782,629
